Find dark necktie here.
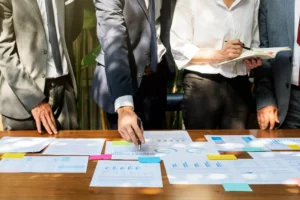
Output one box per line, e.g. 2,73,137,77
45,0,63,76
149,0,158,71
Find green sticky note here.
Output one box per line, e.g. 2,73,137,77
1,153,26,159
243,147,265,152
222,183,253,192
112,141,132,146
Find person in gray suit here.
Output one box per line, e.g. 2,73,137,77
91,0,176,145
255,0,300,129
0,0,83,133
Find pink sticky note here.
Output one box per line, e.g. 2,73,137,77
89,154,112,160
293,179,300,186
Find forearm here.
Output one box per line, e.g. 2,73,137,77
189,49,226,64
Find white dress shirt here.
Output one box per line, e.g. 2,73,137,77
36,0,68,78
170,0,260,78
114,0,166,112
291,0,300,86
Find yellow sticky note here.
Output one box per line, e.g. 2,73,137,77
287,144,300,150
112,141,132,146
1,153,26,159
207,154,237,160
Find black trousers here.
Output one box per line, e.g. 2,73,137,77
182,71,252,129
281,85,300,129
107,63,167,130
2,75,78,131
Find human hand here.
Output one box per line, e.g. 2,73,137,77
244,57,262,70
257,106,280,130
31,102,58,134
117,106,145,146
220,40,244,60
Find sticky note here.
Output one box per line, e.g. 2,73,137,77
1,153,26,159
207,154,237,160
89,154,112,160
222,183,253,192
287,144,300,150
138,157,161,163
112,141,132,146
292,178,300,186
243,147,265,152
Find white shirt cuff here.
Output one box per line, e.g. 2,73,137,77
114,95,134,112
173,43,199,70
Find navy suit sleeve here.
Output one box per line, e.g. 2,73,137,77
93,0,133,102
254,0,277,110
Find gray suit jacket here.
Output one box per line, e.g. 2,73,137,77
91,0,176,114
0,0,83,120
255,0,294,126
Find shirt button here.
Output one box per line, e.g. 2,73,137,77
43,50,47,54
144,50,149,55
138,73,143,78
42,73,46,78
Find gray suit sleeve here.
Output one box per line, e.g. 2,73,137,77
0,0,46,112
254,0,277,110
93,0,134,102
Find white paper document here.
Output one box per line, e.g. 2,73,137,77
223,159,299,185
0,156,88,173
144,131,192,145
0,137,54,153
249,152,300,172
43,138,105,155
106,142,219,160
90,161,163,187
163,154,242,185
205,135,269,152
258,138,300,150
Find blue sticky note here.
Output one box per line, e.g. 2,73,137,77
243,147,264,152
222,183,253,192
138,157,161,163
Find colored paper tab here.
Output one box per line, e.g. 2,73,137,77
1,153,26,159
112,141,132,146
222,183,253,192
207,154,237,160
243,147,265,152
138,157,161,163
89,154,112,160
287,144,300,150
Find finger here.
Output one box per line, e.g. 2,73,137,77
261,114,270,130
35,117,42,134
275,110,280,124
259,113,267,130
119,130,131,142
46,112,58,134
269,112,276,130
132,122,145,144
229,40,243,45
41,114,53,135
127,127,138,146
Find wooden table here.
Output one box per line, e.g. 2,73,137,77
0,130,299,200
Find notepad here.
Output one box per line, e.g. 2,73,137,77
219,47,291,65
207,154,237,160
222,183,253,192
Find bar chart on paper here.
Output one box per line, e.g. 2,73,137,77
258,138,300,150
90,161,163,188
163,154,242,185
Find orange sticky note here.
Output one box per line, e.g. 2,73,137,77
287,144,300,150
207,154,237,160
1,153,26,159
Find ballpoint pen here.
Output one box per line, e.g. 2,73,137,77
137,118,142,150
224,41,253,51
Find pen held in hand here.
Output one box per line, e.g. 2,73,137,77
224,40,252,51
137,118,142,150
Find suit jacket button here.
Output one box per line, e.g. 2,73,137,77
138,73,143,78
144,50,149,55
44,50,47,54
286,83,290,88
42,74,46,78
